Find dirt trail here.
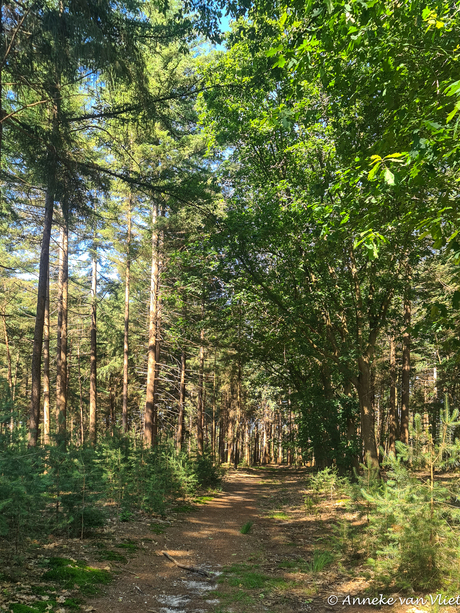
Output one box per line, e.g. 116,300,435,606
86,467,458,613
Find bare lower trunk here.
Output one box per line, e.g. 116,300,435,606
122,202,132,433
197,327,205,454
89,248,98,444
227,410,233,464
2,311,12,393
388,333,397,453
245,420,251,466
277,411,283,464
29,187,54,447
43,270,50,444
356,356,379,468
400,285,411,444
56,222,68,441
177,349,186,450
2,305,13,433
212,360,216,457
77,344,84,445
144,203,160,447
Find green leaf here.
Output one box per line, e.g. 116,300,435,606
368,163,380,181
445,80,460,97
383,167,395,185
266,45,283,57
446,101,460,123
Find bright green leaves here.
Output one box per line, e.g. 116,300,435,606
367,153,406,185
383,167,395,185
353,230,387,261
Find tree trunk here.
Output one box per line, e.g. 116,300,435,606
277,411,283,464
122,200,132,433
29,187,54,447
227,408,233,464
56,222,68,442
89,247,98,444
388,333,397,453
400,282,411,444
176,349,186,450
356,356,379,468
67,341,71,440
77,343,84,445
43,268,50,444
2,310,12,394
197,326,205,455
2,304,13,434
245,420,251,466
144,203,160,447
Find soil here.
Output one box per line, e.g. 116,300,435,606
79,466,460,613
3,467,456,613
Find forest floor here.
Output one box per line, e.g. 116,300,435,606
1,466,458,613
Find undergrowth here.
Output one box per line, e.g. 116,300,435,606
0,434,221,556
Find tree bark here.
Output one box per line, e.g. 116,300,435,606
122,200,132,433
56,222,68,442
176,349,186,450
197,326,205,455
144,203,160,447
400,284,411,444
388,333,397,453
212,357,216,457
2,310,12,394
29,187,54,447
43,268,50,444
89,246,98,444
356,355,379,468
77,343,84,445
2,303,13,432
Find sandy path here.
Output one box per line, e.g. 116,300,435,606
85,467,459,613
86,470,265,613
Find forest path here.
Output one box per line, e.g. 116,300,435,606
86,467,447,613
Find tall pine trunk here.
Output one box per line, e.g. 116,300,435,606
211,357,216,457
176,349,186,450
197,326,205,455
43,269,50,444
356,355,379,467
29,187,54,446
77,343,84,444
388,333,397,453
89,246,98,444
122,200,132,433
56,222,68,441
400,278,411,444
2,310,12,396
144,203,160,447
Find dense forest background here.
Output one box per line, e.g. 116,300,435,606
1,0,460,556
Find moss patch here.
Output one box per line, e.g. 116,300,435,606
266,511,289,520
41,557,111,595
96,549,127,563
192,496,214,504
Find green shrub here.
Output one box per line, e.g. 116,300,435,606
192,452,222,489
308,466,349,499
358,405,460,592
